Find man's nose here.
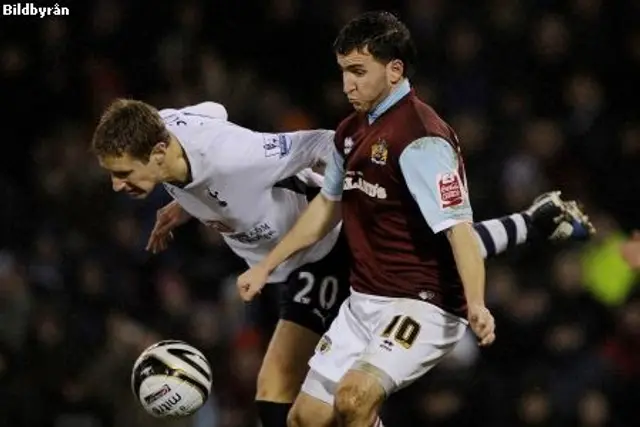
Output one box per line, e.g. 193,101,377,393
112,177,126,192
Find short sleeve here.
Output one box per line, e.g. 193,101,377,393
258,130,334,184
320,145,346,201
399,137,473,233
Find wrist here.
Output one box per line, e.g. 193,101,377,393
467,300,486,309
258,259,274,274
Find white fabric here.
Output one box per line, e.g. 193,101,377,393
303,290,467,404
159,102,340,282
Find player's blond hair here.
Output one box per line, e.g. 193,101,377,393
91,99,170,160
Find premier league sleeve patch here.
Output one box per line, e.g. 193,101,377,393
263,134,292,159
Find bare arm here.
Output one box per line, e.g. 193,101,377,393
260,193,341,273
400,137,494,345
446,222,486,306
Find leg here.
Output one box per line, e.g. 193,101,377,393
289,291,373,427
287,362,384,427
247,283,300,427
256,319,319,402
334,370,385,427
288,372,337,427
473,190,595,259
334,297,467,427
247,281,282,347
258,233,351,427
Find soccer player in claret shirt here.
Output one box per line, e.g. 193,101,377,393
236,11,595,427
92,98,592,425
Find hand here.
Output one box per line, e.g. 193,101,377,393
236,264,270,301
621,230,640,270
146,201,189,253
467,304,496,347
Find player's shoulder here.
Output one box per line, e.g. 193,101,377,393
405,96,456,140
159,101,229,126
387,95,459,155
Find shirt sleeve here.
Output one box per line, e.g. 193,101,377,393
181,101,228,120
257,129,334,185
399,137,473,233
320,145,345,201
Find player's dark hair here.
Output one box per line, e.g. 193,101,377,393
91,99,170,161
333,11,417,77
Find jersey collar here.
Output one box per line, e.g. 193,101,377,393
367,78,411,124
170,131,203,190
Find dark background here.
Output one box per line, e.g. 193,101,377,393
1,1,639,426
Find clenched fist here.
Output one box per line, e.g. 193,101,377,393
236,264,270,301
467,304,496,347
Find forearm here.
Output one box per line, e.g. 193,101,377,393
446,222,486,306
261,193,341,273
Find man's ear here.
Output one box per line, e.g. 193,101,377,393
388,59,404,84
150,142,169,164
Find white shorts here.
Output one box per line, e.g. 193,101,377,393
301,290,468,405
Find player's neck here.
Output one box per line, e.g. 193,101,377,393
163,136,192,185
367,78,409,120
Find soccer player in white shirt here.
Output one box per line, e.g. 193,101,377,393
91,98,594,427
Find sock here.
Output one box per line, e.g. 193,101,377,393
473,213,530,259
256,401,292,427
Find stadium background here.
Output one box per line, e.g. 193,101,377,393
1,0,640,426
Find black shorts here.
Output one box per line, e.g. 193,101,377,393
280,232,351,335
247,232,351,339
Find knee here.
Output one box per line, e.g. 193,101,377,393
255,363,274,396
286,405,304,427
256,361,296,401
287,399,333,427
334,376,384,422
334,382,368,419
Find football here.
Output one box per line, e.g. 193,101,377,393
131,340,212,418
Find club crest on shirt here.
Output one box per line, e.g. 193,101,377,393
344,137,354,155
437,172,464,209
370,139,388,165
316,335,332,354
207,189,228,207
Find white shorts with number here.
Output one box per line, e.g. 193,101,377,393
301,289,468,405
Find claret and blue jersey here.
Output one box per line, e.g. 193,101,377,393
321,79,473,317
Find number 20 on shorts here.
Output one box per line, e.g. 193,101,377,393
380,315,421,349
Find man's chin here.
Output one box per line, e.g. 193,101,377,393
350,101,370,113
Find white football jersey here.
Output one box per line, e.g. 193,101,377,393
159,102,341,283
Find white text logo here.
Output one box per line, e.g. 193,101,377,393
3,3,69,17
343,173,387,199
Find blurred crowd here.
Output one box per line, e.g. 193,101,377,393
1,0,640,426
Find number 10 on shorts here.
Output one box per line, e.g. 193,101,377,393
380,315,421,349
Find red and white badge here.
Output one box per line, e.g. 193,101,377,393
437,172,464,209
